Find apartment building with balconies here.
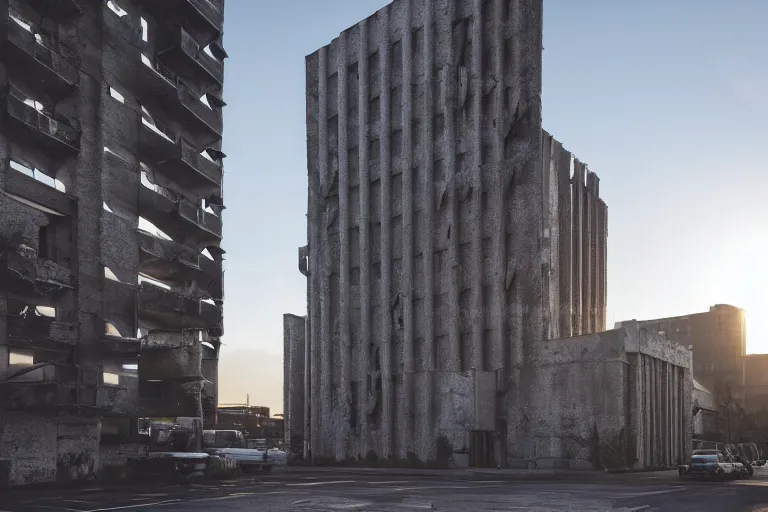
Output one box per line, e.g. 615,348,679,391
0,0,225,486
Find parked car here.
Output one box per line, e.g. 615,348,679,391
203,430,288,472
678,449,750,480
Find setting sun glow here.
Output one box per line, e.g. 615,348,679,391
714,234,768,354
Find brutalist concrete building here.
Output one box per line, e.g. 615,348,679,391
285,0,693,470
0,0,225,485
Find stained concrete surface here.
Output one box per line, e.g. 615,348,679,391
4,470,768,511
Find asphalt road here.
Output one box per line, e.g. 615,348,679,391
4,470,768,511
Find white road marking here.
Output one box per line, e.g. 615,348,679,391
287,479,356,487
367,480,409,484
82,499,181,512
611,487,685,498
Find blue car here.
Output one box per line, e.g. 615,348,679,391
679,450,749,480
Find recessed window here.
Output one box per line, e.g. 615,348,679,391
9,351,34,366
103,372,120,385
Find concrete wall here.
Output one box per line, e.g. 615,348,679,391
283,314,306,451
511,330,629,468
510,326,692,470
0,412,101,486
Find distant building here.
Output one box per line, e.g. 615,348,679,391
622,304,746,403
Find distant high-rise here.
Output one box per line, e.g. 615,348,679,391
0,0,226,485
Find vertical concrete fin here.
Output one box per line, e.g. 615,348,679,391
357,18,371,460
318,45,333,459
597,199,607,331
581,170,592,334
571,159,583,335
490,0,506,371
399,0,415,460
444,0,460,373
556,143,572,338
378,5,393,459
470,0,484,371
337,30,351,461
420,0,436,461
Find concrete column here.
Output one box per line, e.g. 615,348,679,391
337,31,351,462
357,18,371,460
306,48,323,462
441,0,460,373
304,315,311,459
283,314,306,451
490,0,506,374
470,0,485,372
399,4,414,460
571,161,584,335
557,145,572,338
378,7,393,459
582,172,593,334
540,133,554,340
419,0,436,462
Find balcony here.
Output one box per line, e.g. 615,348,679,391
157,26,223,89
133,0,223,42
145,137,222,194
0,12,78,97
135,57,223,148
138,380,199,418
1,91,79,158
139,185,222,246
0,363,99,413
25,0,82,22
138,231,223,300
137,282,222,331
4,164,75,215
0,245,73,297
6,310,77,347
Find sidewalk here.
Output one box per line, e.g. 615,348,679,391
286,465,678,481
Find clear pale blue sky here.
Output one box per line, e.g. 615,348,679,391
219,1,768,411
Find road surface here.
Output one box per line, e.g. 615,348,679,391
4,469,768,511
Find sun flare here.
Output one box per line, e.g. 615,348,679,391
717,234,768,354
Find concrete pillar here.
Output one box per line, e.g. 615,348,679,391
284,314,306,452
443,0,461,373
377,8,394,459
420,0,436,463
571,161,584,335
556,145,572,338
469,0,485,373
398,5,414,461
357,18,371,461
582,172,593,333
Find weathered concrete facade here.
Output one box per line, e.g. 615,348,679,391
298,0,609,465
513,323,692,470
0,0,225,485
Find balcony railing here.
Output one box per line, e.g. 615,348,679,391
137,282,222,331
0,12,78,97
0,246,73,296
25,0,82,22
135,55,223,148
133,0,223,37
2,92,79,158
150,138,222,194
139,185,223,245
157,27,223,89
